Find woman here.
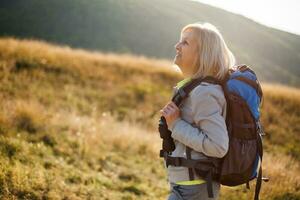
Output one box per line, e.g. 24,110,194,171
160,23,236,200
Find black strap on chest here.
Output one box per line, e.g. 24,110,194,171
171,76,220,107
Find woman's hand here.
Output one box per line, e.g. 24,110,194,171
160,101,180,127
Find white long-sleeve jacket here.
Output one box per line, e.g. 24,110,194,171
165,81,229,184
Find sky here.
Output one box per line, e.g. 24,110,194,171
192,0,300,35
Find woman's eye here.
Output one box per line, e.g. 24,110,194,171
178,40,188,45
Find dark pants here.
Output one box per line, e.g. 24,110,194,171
167,182,220,200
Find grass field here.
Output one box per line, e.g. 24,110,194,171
0,38,299,199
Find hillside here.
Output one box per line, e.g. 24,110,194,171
0,0,300,87
0,38,299,199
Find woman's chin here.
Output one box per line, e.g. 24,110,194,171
173,57,181,66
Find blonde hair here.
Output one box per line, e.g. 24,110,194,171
181,22,236,81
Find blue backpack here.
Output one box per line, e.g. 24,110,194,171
219,64,269,200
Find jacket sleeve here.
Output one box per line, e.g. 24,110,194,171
169,86,229,158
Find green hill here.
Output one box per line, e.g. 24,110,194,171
0,38,299,199
0,0,300,87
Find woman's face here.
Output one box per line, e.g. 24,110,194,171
174,29,199,78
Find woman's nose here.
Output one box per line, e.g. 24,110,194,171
174,42,180,51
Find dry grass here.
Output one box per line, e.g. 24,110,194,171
0,37,177,77
0,37,299,199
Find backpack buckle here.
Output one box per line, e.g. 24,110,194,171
256,121,265,136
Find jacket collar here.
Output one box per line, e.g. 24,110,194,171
176,77,192,89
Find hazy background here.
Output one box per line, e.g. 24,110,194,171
0,0,299,86
0,1,299,199
194,0,300,35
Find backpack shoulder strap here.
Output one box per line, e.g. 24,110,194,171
172,76,220,106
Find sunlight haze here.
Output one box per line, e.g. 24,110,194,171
192,0,300,35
